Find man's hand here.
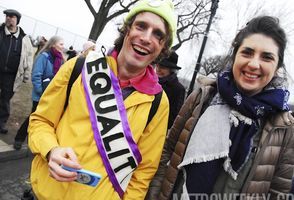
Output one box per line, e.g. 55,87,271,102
47,147,82,182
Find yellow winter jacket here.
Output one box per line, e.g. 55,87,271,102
28,56,169,200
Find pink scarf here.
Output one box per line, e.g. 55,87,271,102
50,47,63,75
111,50,162,95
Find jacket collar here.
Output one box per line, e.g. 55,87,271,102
4,25,20,37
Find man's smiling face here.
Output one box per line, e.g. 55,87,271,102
118,12,167,72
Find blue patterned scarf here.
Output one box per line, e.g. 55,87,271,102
218,70,290,174
184,69,290,194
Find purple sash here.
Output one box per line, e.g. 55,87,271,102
82,51,142,198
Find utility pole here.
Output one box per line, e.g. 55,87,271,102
187,0,219,96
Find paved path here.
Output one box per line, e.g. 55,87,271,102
0,83,32,199
0,154,33,200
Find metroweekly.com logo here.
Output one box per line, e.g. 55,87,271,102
172,193,294,200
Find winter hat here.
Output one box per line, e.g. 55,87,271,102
125,0,177,47
3,9,22,24
158,51,181,69
82,41,96,52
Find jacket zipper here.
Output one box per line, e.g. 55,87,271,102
4,34,13,71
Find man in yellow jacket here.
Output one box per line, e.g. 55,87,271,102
28,0,177,199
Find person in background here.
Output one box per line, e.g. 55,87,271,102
13,35,64,150
34,36,47,58
66,45,77,60
28,0,177,199
148,16,294,200
81,40,96,57
155,51,185,129
0,9,34,134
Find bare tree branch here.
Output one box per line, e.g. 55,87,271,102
86,0,138,41
199,55,226,77
84,0,215,51
173,0,213,50
84,0,97,16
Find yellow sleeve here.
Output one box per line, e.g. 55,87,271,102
28,58,77,160
123,92,169,199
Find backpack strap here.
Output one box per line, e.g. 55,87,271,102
63,56,85,111
146,91,163,127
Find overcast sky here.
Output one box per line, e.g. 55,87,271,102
1,0,294,102
1,0,93,37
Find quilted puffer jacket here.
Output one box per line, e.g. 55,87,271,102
146,77,294,200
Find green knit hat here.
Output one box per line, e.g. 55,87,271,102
125,0,177,48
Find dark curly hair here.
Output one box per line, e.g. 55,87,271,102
231,16,287,69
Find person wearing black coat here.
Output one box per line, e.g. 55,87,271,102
66,46,77,60
155,51,186,129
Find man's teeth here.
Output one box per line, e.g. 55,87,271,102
134,46,148,54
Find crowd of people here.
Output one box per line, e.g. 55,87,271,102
1,0,294,199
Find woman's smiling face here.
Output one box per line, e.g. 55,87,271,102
232,33,279,96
